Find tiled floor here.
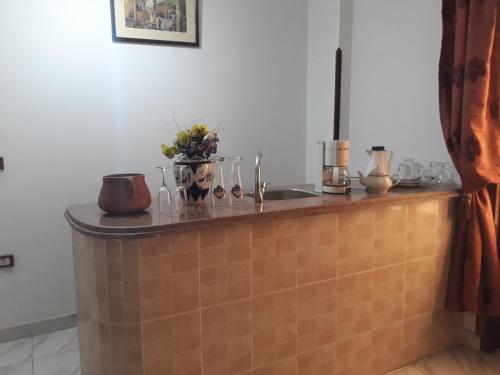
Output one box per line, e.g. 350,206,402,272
0,328,499,375
0,328,79,375
388,346,500,375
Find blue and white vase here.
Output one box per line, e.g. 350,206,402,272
174,155,215,204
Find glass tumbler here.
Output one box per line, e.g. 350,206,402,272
157,166,172,213
211,156,227,208
173,165,188,214
412,162,424,178
422,161,442,186
435,162,446,184
397,162,412,179
229,156,244,207
444,162,460,184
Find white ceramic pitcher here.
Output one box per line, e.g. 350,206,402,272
364,146,394,176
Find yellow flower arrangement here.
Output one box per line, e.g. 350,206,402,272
161,144,179,159
162,123,219,160
191,124,209,138
176,130,191,148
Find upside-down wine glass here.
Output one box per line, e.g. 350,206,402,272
229,155,244,207
157,166,172,213
173,165,188,214
211,156,227,208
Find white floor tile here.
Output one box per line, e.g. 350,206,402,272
33,350,79,375
0,339,32,368
386,367,427,375
0,328,498,375
32,329,78,360
0,359,32,375
479,349,500,371
408,347,500,375
452,347,500,375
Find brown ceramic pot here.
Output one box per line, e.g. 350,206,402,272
98,174,152,215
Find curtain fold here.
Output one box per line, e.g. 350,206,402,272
439,0,500,315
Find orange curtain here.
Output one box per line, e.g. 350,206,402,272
439,0,500,315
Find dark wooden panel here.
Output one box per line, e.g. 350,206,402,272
478,315,500,351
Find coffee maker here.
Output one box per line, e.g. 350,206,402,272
315,140,351,194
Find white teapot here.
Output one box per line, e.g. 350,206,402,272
358,165,401,194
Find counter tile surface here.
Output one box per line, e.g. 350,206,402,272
71,192,463,375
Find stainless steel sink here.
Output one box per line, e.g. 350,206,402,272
246,188,319,201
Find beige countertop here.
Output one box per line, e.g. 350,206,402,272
65,184,460,238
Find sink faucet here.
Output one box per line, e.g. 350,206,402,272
255,151,266,203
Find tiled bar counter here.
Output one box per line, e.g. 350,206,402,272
66,185,463,375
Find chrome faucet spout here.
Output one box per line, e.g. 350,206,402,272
255,151,264,203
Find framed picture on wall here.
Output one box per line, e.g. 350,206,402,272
110,0,199,47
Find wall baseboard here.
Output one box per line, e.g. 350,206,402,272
0,314,77,344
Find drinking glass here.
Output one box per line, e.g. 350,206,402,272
434,162,446,184
173,165,188,214
399,159,423,179
411,162,424,178
211,156,227,208
157,166,172,213
229,156,244,207
422,161,443,185
444,162,460,184
397,162,412,179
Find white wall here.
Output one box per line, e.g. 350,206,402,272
305,0,340,183
347,0,451,175
0,0,453,329
0,0,307,329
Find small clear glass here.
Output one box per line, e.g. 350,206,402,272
397,162,412,179
173,165,188,213
435,162,447,184
412,162,424,178
425,161,444,184
422,161,444,186
211,156,227,208
229,156,244,206
157,166,172,213
399,159,423,180
444,162,460,184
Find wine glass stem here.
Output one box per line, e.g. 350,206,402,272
162,169,167,187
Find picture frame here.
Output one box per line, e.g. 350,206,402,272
110,0,199,47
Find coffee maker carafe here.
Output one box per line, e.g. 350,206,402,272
315,141,351,194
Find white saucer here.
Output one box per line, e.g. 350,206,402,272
397,178,422,187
